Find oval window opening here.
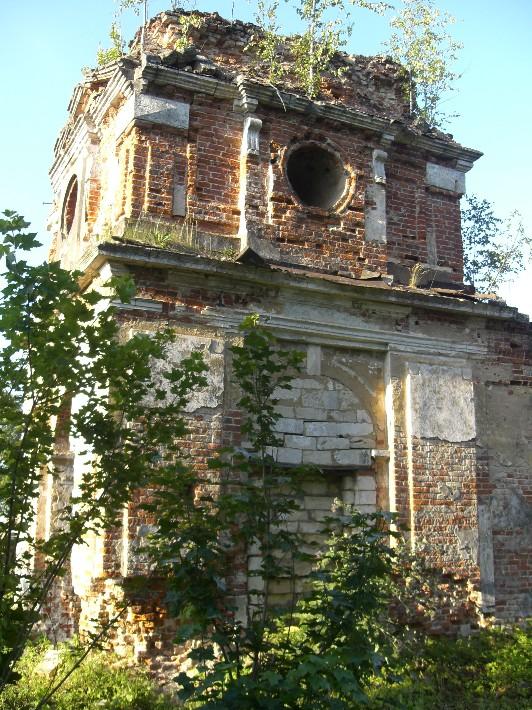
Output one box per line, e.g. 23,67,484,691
286,145,347,209
62,176,78,235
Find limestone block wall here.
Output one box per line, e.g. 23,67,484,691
271,374,375,467
252,473,378,608
63,317,389,666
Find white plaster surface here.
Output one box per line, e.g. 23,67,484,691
409,364,476,442
145,334,224,411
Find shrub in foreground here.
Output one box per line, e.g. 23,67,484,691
0,638,175,710
368,623,532,709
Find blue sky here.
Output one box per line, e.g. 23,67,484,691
1,0,530,314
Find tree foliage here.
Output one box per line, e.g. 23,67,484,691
384,0,462,128
96,22,125,66
290,0,389,100
461,195,531,293
252,0,389,99
0,210,206,696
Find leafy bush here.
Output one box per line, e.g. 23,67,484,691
0,638,175,709
367,623,532,709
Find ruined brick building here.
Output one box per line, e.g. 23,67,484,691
41,10,531,671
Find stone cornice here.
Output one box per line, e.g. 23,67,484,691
90,61,136,126
137,59,482,169
49,61,135,183
49,116,94,188
78,243,528,335
137,60,236,100
53,58,482,182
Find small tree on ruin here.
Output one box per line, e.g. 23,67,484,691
461,195,531,293
384,0,462,128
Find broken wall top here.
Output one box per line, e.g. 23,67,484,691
136,10,410,119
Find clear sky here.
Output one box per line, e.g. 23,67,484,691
1,0,530,315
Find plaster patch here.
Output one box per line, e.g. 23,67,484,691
142,334,224,411
490,487,531,531
455,528,479,564
409,364,475,442
364,183,387,243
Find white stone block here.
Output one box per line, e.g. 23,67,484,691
116,94,190,138
172,183,186,216
341,474,356,491
248,575,265,591
273,387,300,401
287,509,310,522
330,409,358,422
301,481,328,495
303,496,333,510
426,162,466,194
248,556,262,572
274,418,304,434
342,490,356,505
275,405,295,418
333,449,372,467
295,407,327,421
355,489,377,505
276,447,303,465
309,508,334,522
355,504,377,515
304,421,339,436
291,377,321,389
242,115,262,155
364,182,387,243
299,521,322,534
306,345,321,376
284,435,316,450
317,437,350,450
301,390,339,409
356,475,376,491
302,450,332,466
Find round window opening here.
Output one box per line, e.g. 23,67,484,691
286,144,347,210
62,176,78,235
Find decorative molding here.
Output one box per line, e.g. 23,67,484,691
372,149,388,185
242,115,262,155
80,243,527,325
137,62,482,168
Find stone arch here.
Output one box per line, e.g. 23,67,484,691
321,351,386,449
